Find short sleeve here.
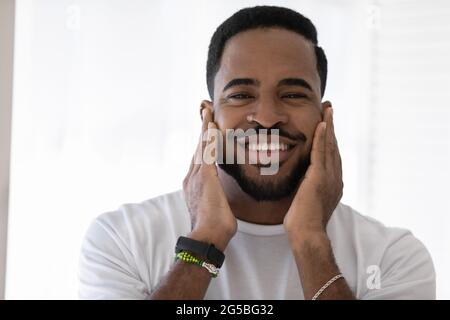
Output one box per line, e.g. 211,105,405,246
361,233,436,300
78,218,150,300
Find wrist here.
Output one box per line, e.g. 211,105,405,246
287,228,329,251
285,222,326,238
188,229,233,252
283,207,328,236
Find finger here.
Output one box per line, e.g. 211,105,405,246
201,107,214,135
310,121,327,167
193,108,214,171
195,108,220,173
201,122,220,174
324,106,336,169
199,107,215,161
193,135,203,171
334,130,343,181
329,108,342,173
329,108,343,181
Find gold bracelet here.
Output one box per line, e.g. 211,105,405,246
311,274,344,300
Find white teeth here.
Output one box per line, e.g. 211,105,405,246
247,143,290,151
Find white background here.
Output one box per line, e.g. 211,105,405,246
5,0,450,299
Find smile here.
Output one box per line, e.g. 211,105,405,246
246,142,292,151
234,136,298,164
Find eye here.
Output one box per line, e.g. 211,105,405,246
228,93,254,100
281,93,307,99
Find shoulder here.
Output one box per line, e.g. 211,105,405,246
90,189,190,242
331,202,431,256
330,203,411,241
82,189,191,273
330,203,435,299
79,190,190,298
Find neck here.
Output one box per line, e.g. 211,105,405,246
218,167,295,225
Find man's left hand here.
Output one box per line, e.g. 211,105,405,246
283,105,343,237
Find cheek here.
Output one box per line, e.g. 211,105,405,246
214,108,247,155
290,109,322,145
214,107,246,130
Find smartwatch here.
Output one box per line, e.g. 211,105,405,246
175,236,225,268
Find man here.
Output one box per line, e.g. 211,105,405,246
79,6,435,299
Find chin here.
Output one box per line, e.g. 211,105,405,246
218,158,309,202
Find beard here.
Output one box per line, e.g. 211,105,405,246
218,154,310,202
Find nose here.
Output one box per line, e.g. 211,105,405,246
247,96,288,128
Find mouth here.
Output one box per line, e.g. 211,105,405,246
235,136,297,165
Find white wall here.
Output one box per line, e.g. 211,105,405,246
4,0,449,299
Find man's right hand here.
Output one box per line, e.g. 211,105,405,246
182,105,237,252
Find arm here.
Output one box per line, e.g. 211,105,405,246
150,104,237,300
284,104,355,300
149,230,231,300
149,257,212,300
289,230,354,300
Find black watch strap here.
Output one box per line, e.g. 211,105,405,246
175,236,225,268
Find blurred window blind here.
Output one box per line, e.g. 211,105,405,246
367,0,450,298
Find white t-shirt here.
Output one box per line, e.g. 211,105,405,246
78,190,435,299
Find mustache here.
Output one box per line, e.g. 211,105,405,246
248,124,307,142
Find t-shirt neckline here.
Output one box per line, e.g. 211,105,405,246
236,218,286,236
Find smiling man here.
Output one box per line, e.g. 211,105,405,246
79,6,435,300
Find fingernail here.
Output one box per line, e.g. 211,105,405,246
202,108,207,117
330,107,333,116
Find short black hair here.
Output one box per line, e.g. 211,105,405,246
206,6,328,99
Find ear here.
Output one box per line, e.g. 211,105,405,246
200,100,214,121
321,100,332,119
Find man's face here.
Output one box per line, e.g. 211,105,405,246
212,28,324,201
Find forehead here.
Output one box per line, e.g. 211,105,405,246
215,28,320,92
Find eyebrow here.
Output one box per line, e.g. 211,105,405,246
278,78,313,92
222,78,260,92
222,77,313,92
